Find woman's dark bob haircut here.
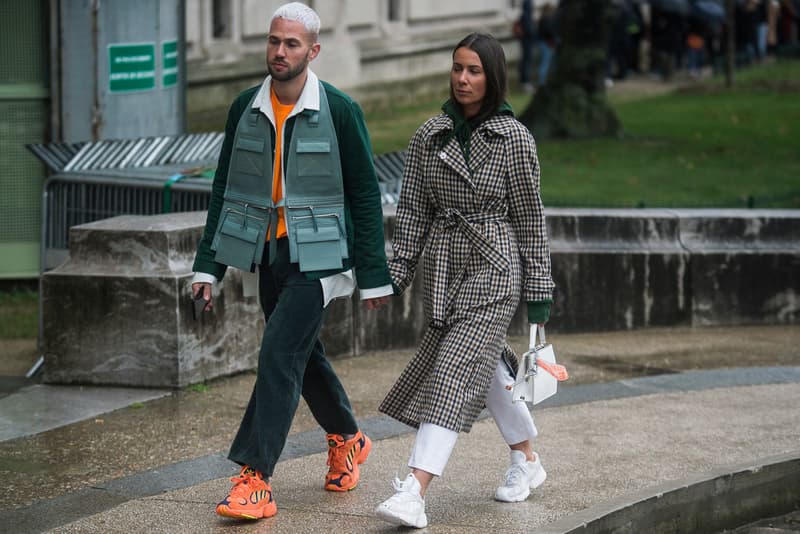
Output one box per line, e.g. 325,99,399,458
449,32,508,123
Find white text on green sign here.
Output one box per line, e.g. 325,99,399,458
109,43,155,92
162,40,178,87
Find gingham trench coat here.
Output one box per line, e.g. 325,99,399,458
379,111,555,433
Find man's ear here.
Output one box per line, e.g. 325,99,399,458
308,42,321,61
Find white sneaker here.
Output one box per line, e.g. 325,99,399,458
375,473,428,528
494,450,547,502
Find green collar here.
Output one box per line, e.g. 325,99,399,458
440,99,514,160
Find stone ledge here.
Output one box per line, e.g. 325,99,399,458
40,209,799,387
506,208,800,334
539,451,800,534
546,208,685,252
672,208,800,252
546,207,800,251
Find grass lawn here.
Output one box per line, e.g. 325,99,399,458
0,287,38,339
363,59,800,209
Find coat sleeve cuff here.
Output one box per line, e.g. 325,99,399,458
527,299,552,324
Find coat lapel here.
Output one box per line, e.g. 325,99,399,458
426,115,476,190
439,138,474,189
426,113,517,192
468,132,491,175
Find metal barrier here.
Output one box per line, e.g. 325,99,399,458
40,167,214,271
30,133,224,174
373,150,405,205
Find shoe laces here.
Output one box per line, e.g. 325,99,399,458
326,436,351,469
391,476,407,492
387,475,422,505
503,463,527,486
229,466,262,496
391,475,419,494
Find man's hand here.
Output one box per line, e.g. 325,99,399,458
363,296,389,310
191,282,213,312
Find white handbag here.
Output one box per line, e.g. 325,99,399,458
512,324,568,405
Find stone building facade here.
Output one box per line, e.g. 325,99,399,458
184,0,536,111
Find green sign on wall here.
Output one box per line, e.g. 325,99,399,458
162,40,178,87
108,43,155,92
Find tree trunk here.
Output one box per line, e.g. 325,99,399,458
518,0,621,139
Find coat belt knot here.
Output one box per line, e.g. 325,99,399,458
428,209,510,329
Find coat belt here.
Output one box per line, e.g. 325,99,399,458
429,209,510,328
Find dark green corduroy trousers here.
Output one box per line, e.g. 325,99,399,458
228,238,359,477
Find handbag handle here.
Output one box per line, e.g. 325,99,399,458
529,323,546,349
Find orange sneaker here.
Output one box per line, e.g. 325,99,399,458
216,466,276,520
324,430,372,492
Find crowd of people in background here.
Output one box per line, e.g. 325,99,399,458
516,0,800,92
517,0,558,92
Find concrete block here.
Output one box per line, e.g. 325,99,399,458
690,252,799,326
509,209,693,335
41,213,261,388
548,251,691,332
675,209,800,326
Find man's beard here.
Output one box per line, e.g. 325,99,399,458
269,54,309,81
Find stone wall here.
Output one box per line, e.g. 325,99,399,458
40,208,799,387
506,208,799,336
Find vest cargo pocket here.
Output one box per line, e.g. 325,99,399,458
212,208,266,272
294,220,343,272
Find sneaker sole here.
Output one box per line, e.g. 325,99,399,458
495,468,547,503
494,487,530,503
375,505,428,528
325,478,359,492
216,505,277,520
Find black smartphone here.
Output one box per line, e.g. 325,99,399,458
192,291,209,321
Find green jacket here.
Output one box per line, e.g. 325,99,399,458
193,78,391,290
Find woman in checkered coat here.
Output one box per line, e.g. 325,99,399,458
375,33,555,528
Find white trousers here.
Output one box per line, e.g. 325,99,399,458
408,360,538,476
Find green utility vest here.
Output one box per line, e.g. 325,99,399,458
211,83,348,273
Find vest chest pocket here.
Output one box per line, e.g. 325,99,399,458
296,139,333,179
290,209,347,272
232,136,267,177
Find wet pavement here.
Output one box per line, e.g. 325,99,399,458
1,324,799,532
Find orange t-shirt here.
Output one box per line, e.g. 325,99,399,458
270,87,294,240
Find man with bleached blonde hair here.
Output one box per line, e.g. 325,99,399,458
191,2,392,520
